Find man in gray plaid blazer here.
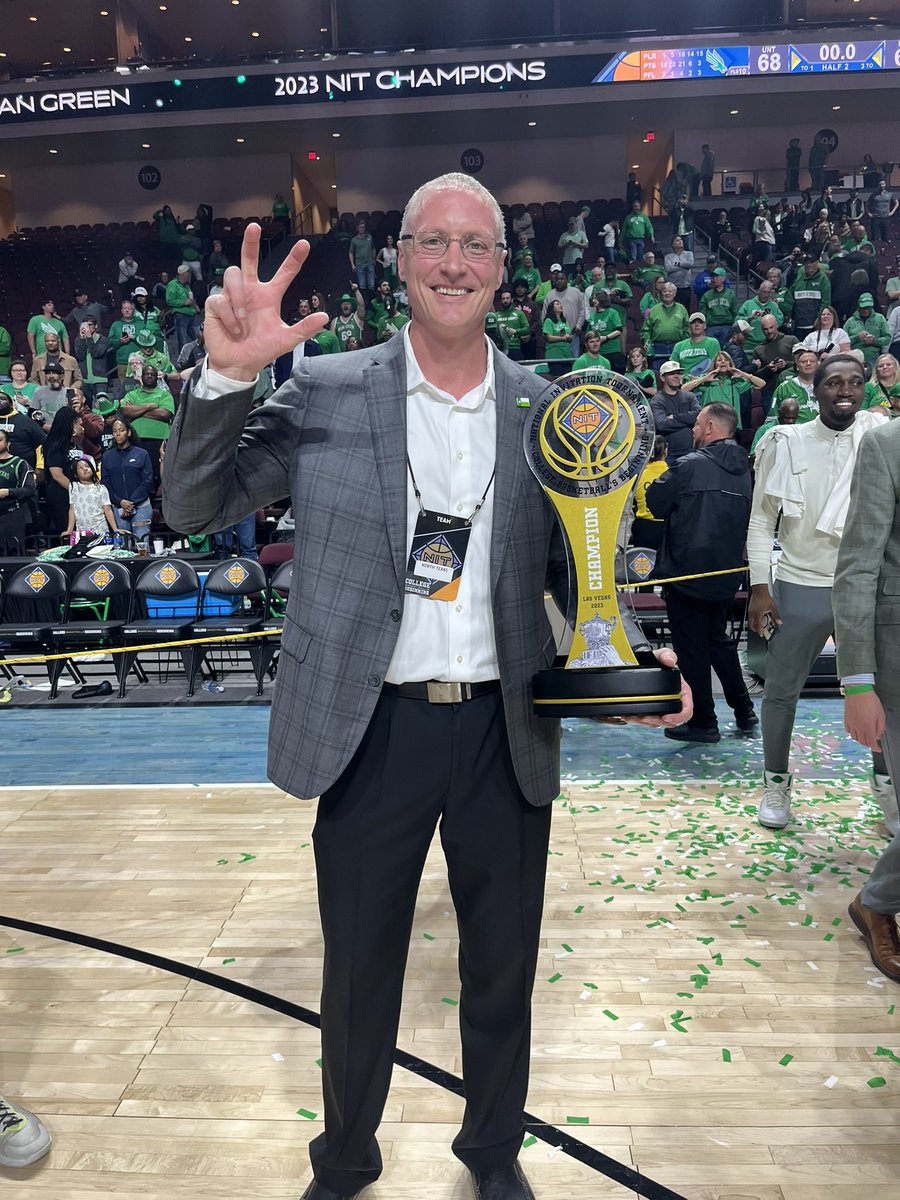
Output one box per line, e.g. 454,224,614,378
833,417,900,982
163,173,687,1200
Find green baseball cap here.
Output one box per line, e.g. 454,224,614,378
858,292,875,307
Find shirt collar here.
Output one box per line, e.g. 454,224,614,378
402,323,495,412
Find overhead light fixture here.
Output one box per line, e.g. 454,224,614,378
251,31,260,37
236,137,245,143
730,109,739,115
62,46,72,52
0,174,6,179
332,132,340,138
331,184,337,189
142,142,150,148
29,15,38,22
99,8,109,14
631,163,640,169
49,148,58,154
184,36,192,43
527,121,537,127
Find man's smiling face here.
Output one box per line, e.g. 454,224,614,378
398,188,505,343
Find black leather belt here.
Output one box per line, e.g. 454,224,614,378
382,680,501,704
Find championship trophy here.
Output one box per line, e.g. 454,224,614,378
525,368,682,717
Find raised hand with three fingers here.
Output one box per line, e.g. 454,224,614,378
203,223,329,383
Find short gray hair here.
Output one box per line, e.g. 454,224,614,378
400,172,504,244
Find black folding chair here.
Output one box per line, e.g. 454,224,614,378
186,557,267,696
118,560,201,697
47,560,133,699
259,559,292,688
0,563,69,687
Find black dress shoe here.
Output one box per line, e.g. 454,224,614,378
664,724,720,744
736,711,759,733
298,1180,361,1200
470,1163,536,1200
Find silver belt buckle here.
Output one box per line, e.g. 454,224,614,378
426,681,471,704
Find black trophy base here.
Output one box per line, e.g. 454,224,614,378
532,653,682,718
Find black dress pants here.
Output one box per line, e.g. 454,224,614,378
309,689,552,1195
665,586,754,731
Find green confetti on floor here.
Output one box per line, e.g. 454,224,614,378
561,944,573,953
222,957,235,965
522,1135,537,1148
779,1054,794,1067
566,1115,589,1124
574,905,584,914
867,1077,887,1088
831,917,842,927
441,997,459,1006
823,932,834,942
744,957,761,968
602,1009,619,1021
802,914,814,926
5,947,24,954
889,1005,896,1016
216,859,229,865
423,933,435,941
239,853,256,863
548,973,562,983
296,1108,318,1119
874,1047,900,1065
722,1049,732,1062
582,982,598,990
315,1058,322,1069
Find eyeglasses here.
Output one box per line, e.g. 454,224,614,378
399,231,506,261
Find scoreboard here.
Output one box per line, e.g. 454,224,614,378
594,39,896,83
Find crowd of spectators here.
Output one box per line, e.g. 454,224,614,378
1,172,898,560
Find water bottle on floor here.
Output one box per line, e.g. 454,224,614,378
204,681,226,693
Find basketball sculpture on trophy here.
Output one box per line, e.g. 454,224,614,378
525,368,682,717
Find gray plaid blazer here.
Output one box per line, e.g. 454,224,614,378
162,335,564,803
833,416,900,712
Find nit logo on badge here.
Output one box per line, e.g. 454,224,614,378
415,535,461,573
631,553,653,580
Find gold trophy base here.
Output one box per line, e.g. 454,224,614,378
532,654,682,718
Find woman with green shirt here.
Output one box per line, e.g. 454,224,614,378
542,299,573,361
153,205,181,246
682,351,765,430
583,291,625,370
0,361,38,413
863,353,900,414
639,275,666,320
624,346,658,399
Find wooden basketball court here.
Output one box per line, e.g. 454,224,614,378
2,778,899,1199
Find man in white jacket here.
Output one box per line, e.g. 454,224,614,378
747,354,889,829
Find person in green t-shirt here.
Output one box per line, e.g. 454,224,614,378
492,291,531,360
769,348,820,423
375,297,410,343
120,364,174,487
845,295,891,366
367,280,396,333
0,324,11,378
512,253,542,300
136,329,180,386
672,313,721,378
0,360,39,413
624,346,658,399
26,300,69,357
108,300,141,380
699,269,738,342
572,331,611,373
621,202,655,262
735,283,783,351
272,192,291,223
165,266,200,351
863,353,900,414
750,395,801,456
542,299,573,361
330,288,366,350
630,251,666,292
682,350,765,430
642,283,689,364
583,290,625,369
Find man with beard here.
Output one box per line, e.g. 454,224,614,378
491,289,531,361
748,356,889,828
121,363,174,487
29,330,82,388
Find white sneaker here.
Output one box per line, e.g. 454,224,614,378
0,1096,51,1167
758,771,793,829
872,773,900,838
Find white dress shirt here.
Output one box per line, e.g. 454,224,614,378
195,326,501,684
